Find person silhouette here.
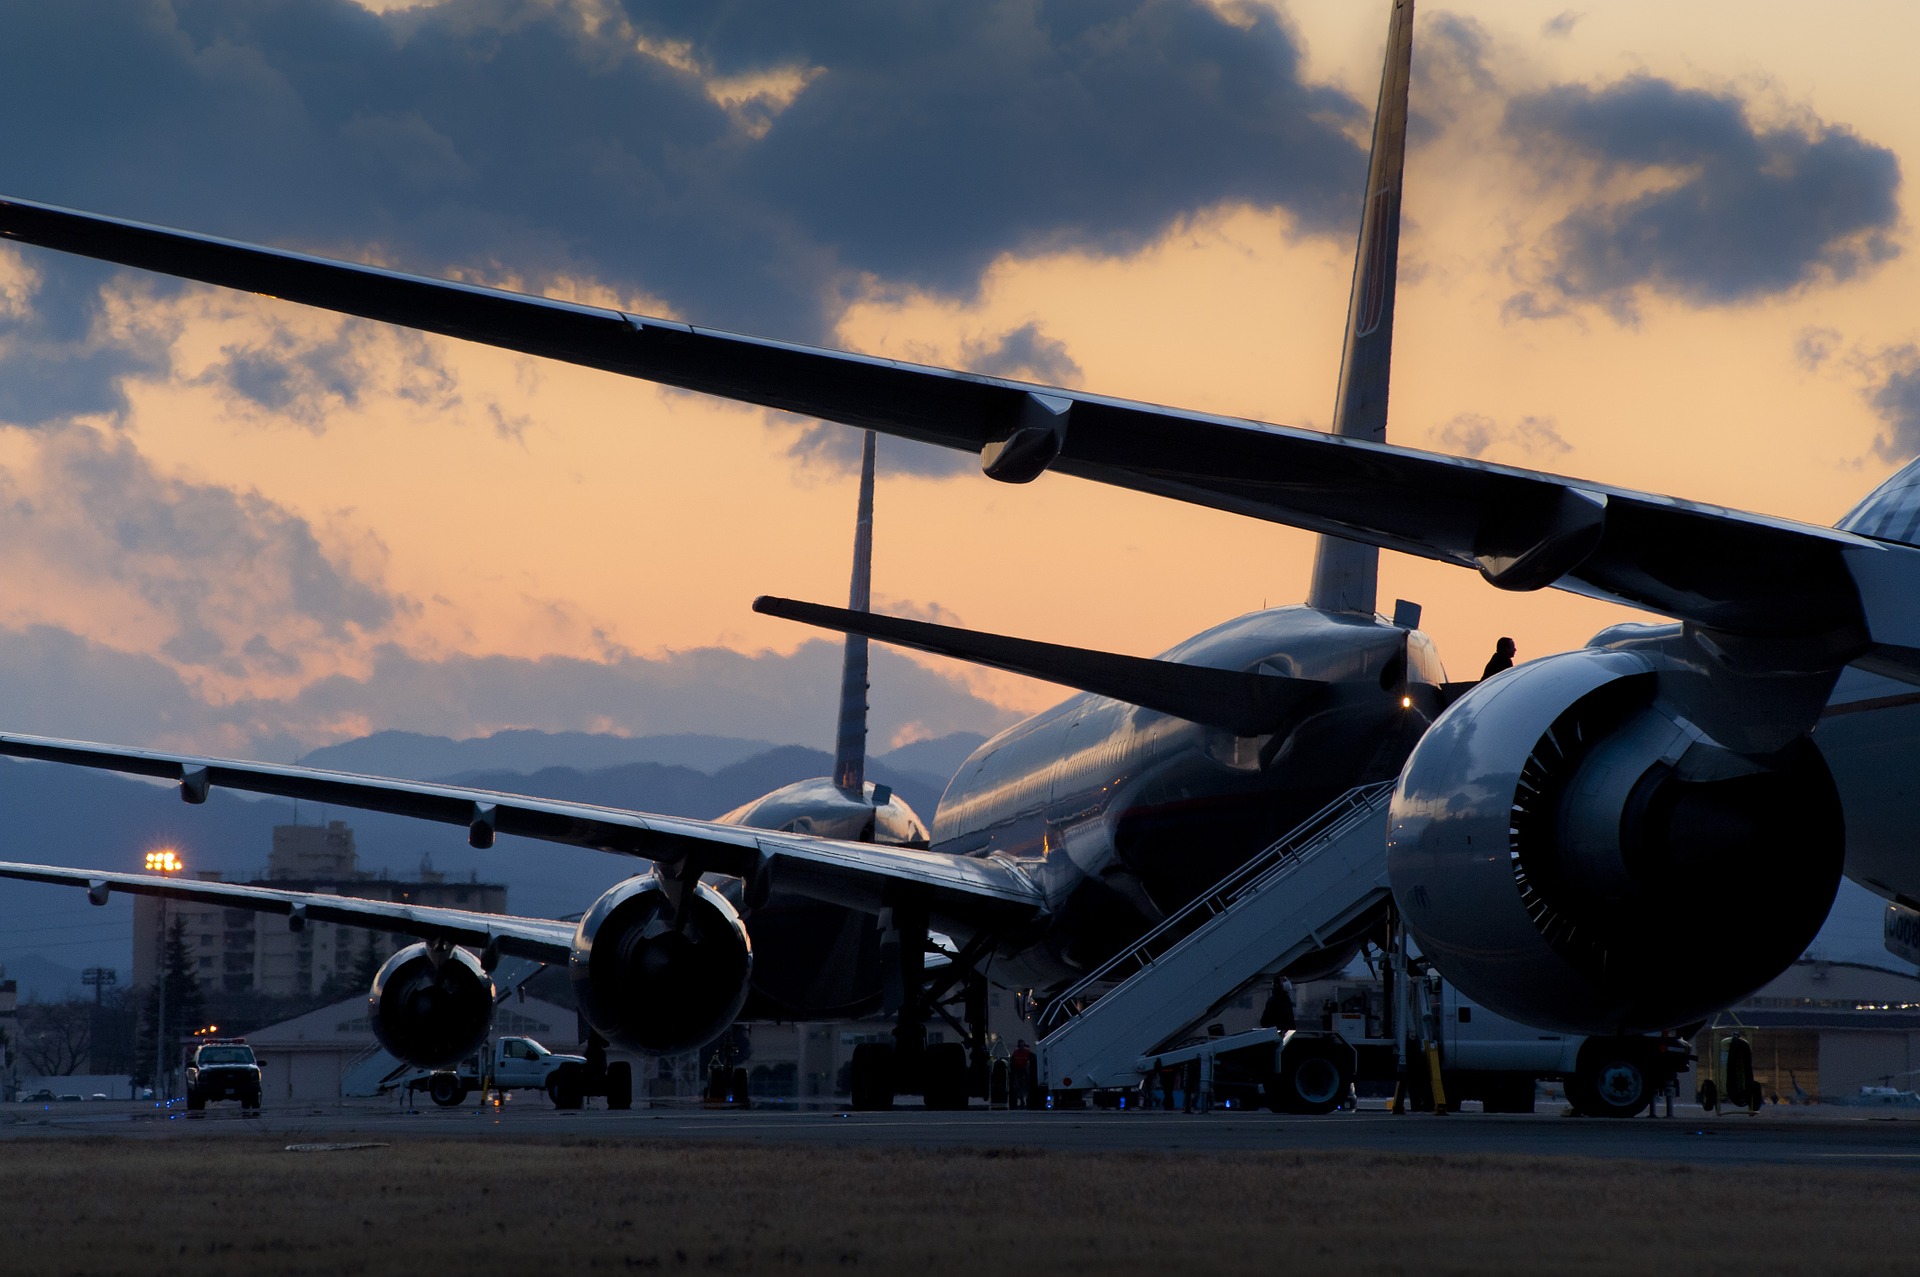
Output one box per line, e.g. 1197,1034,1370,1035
1481,637,1517,679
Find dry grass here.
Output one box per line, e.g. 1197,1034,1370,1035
2,1136,1911,1275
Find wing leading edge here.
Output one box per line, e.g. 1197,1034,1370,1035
0,193,1886,644
0,731,1045,930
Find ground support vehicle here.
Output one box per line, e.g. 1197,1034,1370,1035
184,1039,262,1113
393,1035,633,1110
1314,961,1692,1117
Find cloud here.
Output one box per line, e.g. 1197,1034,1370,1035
0,622,1021,759
1432,411,1572,460
1505,76,1901,311
1864,345,1920,460
0,421,403,691
1540,11,1583,39
0,0,1365,352
1796,326,1841,371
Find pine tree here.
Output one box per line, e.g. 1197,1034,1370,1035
135,913,208,1088
351,929,387,989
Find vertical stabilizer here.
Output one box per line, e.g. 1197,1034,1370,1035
832,431,877,794
1307,0,1415,615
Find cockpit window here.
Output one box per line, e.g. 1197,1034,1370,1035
1839,456,1920,546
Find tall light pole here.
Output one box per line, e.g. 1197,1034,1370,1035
146,849,181,1099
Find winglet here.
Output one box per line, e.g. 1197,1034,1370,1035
831,431,878,795
1307,0,1415,615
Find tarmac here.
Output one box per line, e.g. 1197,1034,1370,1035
9,1096,1920,1167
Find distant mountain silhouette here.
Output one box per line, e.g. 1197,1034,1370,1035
298,729,782,780
298,726,989,788
446,746,947,828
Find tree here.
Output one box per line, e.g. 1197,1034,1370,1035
136,913,207,1087
17,1000,92,1076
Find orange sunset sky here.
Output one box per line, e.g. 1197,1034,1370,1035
1,0,1916,760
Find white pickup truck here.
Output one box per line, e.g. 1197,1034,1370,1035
396,1035,618,1109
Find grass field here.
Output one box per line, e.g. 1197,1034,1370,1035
2,1136,1909,1275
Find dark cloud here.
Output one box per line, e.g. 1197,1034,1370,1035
0,0,1365,355
1506,76,1901,310
1866,345,1920,460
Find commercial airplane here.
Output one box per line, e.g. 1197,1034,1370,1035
1,0,1915,1099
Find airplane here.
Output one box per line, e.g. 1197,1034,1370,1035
0,0,1913,1101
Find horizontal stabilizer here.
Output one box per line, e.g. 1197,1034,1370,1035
753,596,1321,736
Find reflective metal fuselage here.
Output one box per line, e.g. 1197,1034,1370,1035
936,605,1440,991
718,605,1442,1015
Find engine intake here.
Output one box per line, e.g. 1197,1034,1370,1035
368,942,494,1069
1389,649,1842,1034
570,873,753,1055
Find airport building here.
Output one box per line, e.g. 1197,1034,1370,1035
131,821,507,998
1701,959,1920,1103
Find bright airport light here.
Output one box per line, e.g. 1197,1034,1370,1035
145,849,182,874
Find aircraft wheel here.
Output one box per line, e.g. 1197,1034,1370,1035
605,1061,633,1111
547,1070,584,1110
1267,1046,1349,1115
429,1074,466,1108
1698,1080,1718,1113
1570,1050,1649,1118
922,1042,970,1110
849,1042,895,1111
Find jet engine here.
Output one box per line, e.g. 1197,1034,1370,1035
368,942,495,1069
570,873,754,1054
1389,649,1842,1034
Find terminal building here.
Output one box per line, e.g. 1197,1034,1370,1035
1702,959,1920,1103
131,821,507,998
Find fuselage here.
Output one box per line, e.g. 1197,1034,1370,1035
934,604,1443,991
716,603,1444,1015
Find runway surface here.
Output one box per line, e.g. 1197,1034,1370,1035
9,1097,1920,1166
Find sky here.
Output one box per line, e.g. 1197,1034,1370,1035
0,0,1915,765
1,0,1917,985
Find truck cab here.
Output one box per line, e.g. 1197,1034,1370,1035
185,1039,262,1113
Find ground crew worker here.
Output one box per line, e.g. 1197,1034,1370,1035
1482,636,1517,679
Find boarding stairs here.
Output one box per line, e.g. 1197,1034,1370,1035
1036,780,1395,1091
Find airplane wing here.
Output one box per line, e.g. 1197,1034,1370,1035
0,731,1045,930
0,194,1894,648
0,859,576,963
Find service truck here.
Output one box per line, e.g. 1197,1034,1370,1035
1310,972,1693,1116
392,1035,633,1110
183,1038,262,1113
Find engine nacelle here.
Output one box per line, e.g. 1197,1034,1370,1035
570,873,753,1054
1389,649,1843,1034
368,942,495,1069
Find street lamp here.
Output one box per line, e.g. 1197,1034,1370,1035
147,848,183,1101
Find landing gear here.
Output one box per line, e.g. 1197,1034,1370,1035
605,1061,633,1111
850,1042,896,1111
922,1042,970,1111
429,1073,467,1108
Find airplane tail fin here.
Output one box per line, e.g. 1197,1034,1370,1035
758,595,1323,737
831,431,878,795
1306,0,1415,615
